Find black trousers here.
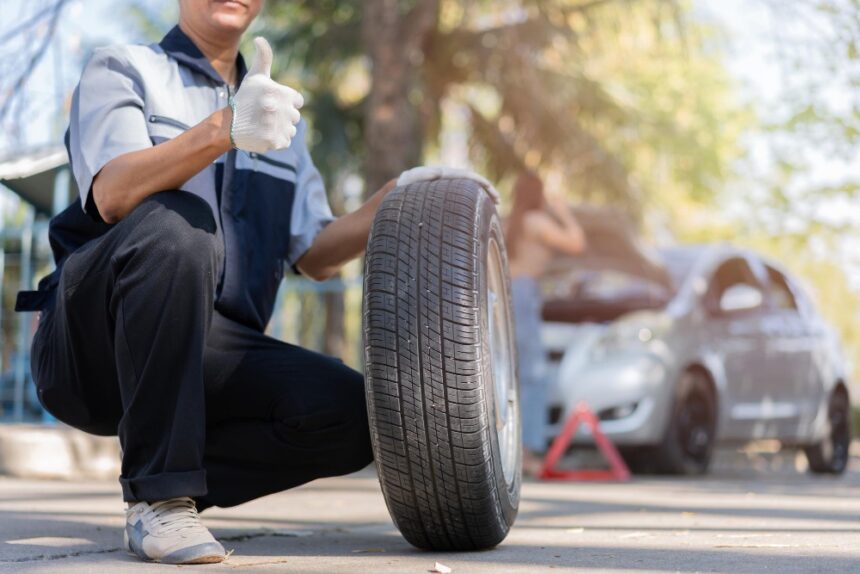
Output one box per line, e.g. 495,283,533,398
30,191,373,506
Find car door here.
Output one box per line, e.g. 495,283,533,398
702,256,771,440
768,268,824,439
758,265,813,439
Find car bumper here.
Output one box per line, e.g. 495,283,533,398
545,352,673,446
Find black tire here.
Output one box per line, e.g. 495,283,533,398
805,388,851,475
654,369,716,475
618,447,659,475
363,178,521,551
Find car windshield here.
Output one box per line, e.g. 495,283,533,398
659,247,699,288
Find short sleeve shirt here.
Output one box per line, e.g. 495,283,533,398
65,26,334,330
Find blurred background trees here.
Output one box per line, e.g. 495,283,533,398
261,0,745,217
0,0,71,145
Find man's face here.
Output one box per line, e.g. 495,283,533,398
179,0,263,39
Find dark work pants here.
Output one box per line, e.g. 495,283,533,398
30,191,373,506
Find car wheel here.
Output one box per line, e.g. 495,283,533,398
804,388,851,475
618,447,658,475
654,369,716,475
363,177,521,550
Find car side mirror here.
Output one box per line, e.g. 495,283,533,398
718,284,763,315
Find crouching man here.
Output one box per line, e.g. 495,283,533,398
17,0,494,565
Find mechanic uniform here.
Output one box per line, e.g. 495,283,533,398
15,26,373,508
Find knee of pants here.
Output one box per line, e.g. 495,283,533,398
273,367,373,469
274,366,368,432
136,192,222,276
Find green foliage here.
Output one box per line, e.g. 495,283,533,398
260,1,365,193
261,0,749,221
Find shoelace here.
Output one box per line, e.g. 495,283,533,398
146,497,205,535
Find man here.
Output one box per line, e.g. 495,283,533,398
17,0,497,565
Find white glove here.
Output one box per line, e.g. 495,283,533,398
396,166,500,204
229,37,304,153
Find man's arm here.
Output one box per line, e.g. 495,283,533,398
295,179,396,281
296,166,499,280
93,109,232,223
91,37,301,224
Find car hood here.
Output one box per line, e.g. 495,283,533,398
545,205,672,290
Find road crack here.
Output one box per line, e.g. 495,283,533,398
0,547,122,563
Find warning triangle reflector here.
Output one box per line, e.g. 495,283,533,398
539,402,631,481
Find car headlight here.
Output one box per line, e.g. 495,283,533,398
589,314,671,361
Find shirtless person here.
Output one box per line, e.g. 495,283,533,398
505,171,586,475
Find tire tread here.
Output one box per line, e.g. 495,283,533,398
364,179,510,550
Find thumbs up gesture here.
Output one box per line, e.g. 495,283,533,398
229,37,304,153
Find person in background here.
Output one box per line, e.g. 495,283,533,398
506,171,587,476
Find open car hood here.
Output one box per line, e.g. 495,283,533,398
540,206,673,324
544,205,672,289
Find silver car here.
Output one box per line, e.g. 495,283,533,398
541,243,852,475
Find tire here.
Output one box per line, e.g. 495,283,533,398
805,388,851,475
363,177,521,551
617,447,658,475
653,369,716,475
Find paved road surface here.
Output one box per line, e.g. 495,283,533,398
0,448,857,573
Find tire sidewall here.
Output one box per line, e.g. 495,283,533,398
476,192,522,526
808,389,851,474
663,369,716,474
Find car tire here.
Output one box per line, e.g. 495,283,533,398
654,369,716,475
363,177,521,550
617,447,658,475
804,388,851,475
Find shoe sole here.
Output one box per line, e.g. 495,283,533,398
125,528,225,564
177,554,226,565
128,551,226,565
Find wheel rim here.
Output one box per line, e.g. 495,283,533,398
487,237,518,484
677,388,713,463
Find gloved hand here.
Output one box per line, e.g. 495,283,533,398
396,166,501,204
229,37,304,153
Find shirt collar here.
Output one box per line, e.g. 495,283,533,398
159,25,247,86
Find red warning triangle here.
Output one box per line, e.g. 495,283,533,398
539,402,631,481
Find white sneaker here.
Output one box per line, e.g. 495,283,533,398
124,497,226,564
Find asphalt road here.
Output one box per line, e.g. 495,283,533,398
0,447,857,573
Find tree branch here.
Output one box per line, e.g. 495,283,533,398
0,0,68,126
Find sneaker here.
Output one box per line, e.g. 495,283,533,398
124,497,226,564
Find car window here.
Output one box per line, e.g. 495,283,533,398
765,267,798,311
705,257,764,314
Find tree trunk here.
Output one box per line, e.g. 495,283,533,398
362,0,439,196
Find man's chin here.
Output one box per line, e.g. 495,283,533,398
209,14,253,34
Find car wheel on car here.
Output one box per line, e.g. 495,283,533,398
654,369,716,475
363,177,521,550
804,388,851,475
